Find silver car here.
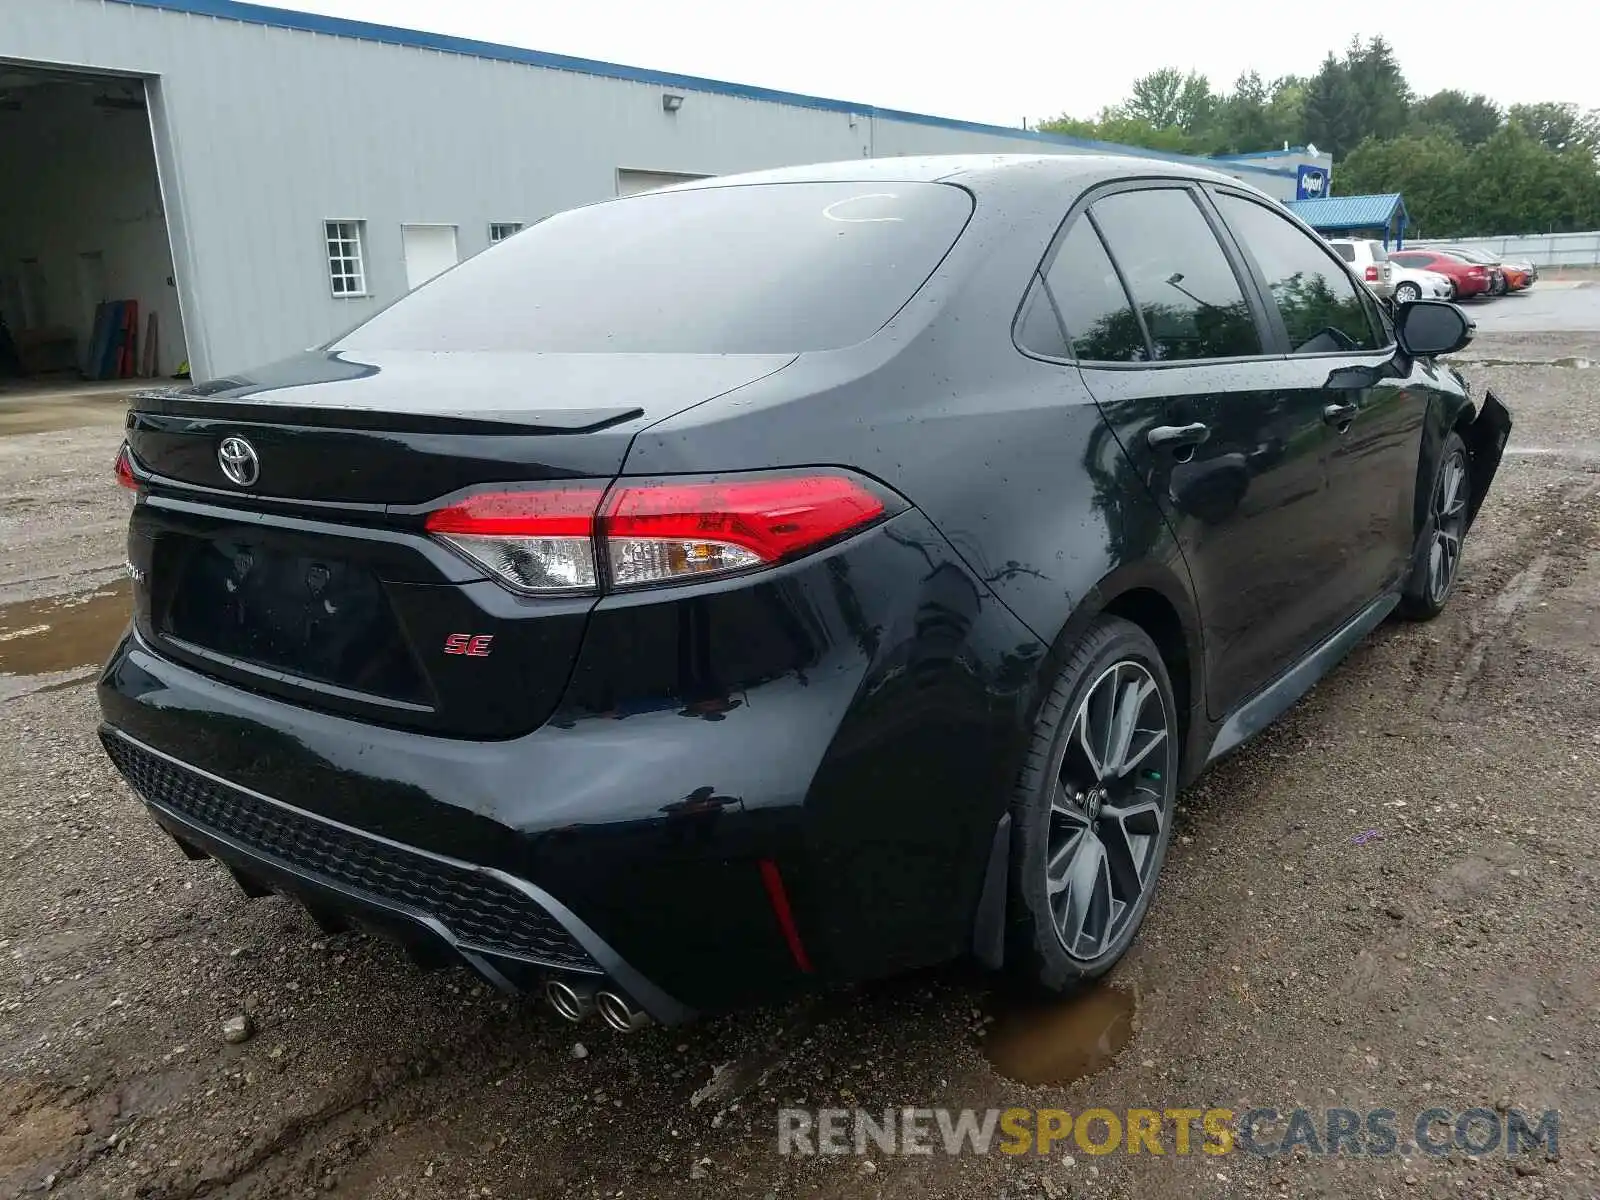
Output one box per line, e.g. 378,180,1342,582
1389,263,1455,303
1326,238,1396,300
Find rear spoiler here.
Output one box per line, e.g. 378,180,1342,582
128,388,644,437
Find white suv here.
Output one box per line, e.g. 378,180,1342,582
1326,238,1395,300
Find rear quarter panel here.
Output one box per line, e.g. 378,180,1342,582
626,179,1207,767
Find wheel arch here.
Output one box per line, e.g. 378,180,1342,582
1410,384,1475,545
972,557,1206,970
1033,559,1207,785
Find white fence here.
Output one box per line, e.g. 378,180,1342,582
1410,231,1600,268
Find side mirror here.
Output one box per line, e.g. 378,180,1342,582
1395,299,1474,357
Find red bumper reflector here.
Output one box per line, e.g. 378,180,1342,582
758,858,813,974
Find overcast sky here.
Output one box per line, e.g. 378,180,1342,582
298,0,1598,128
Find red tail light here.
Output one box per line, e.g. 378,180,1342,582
605,475,886,588
1364,265,1380,282
114,444,138,490
424,471,891,594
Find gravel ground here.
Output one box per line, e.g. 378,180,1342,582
2,329,1598,1200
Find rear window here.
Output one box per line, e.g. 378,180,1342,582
335,182,973,355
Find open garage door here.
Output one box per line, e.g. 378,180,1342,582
615,168,712,198
0,65,189,389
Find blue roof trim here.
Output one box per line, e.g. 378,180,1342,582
1211,146,1312,161
1284,193,1408,229
108,0,1297,178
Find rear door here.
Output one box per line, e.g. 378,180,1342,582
1034,183,1343,719
1207,188,1426,627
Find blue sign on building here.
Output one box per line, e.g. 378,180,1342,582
1296,164,1330,200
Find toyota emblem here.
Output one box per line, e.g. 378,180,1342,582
218,436,260,487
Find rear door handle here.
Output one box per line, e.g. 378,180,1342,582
1323,401,1358,426
1146,422,1211,451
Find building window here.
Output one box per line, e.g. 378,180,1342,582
489,222,524,243
324,220,368,296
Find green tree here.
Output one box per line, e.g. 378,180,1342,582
1266,76,1308,148
1216,71,1272,154
1467,123,1600,233
1045,67,1304,157
1411,90,1501,146
1038,108,1194,154
1302,38,1412,157
1125,67,1186,129
1339,133,1473,236
1175,72,1219,138
1118,68,1218,147
1507,102,1600,155
1303,53,1361,157
1345,36,1412,141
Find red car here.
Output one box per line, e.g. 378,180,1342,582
1388,249,1494,299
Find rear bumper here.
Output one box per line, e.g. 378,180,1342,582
97,508,1044,1013
102,726,693,1023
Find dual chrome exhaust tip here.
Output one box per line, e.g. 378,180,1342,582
543,978,652,1033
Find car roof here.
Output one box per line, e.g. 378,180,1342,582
653,152,1273,205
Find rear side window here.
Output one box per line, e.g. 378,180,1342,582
1040,219,1148,362
1089,189,1262,362
1214,193,1381,355
1015,279,1071,359
336,182,973,355
1331,244,1357,263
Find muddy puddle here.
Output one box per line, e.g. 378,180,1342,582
1455,356,1594,369
982,983,1137,1085
0,389,134,437
0,581,131,698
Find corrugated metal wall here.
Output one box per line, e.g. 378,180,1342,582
1411,232,1600,268
2,0,1302,379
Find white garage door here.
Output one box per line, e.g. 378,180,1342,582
616,169,711,198
401,224,459,290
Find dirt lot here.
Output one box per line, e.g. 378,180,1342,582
2,328,1599,1200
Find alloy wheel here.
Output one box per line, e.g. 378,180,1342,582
1428,448,1469,604
1045,660,1172,962
1395,283,1420,303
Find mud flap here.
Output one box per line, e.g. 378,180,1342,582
1463,389,1512,531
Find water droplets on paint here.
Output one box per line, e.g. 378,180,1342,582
0,581,132,699
982,984,1137,1086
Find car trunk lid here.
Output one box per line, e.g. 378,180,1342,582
122,349,794,738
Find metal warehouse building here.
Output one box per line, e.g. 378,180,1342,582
2,0,1330,383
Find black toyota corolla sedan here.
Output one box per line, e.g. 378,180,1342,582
99,155,1510,1030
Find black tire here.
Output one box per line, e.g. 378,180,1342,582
1399,431,1471,621
1394,282,1421,304
1007,616,1179,995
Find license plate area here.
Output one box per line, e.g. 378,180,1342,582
159,536,431,705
